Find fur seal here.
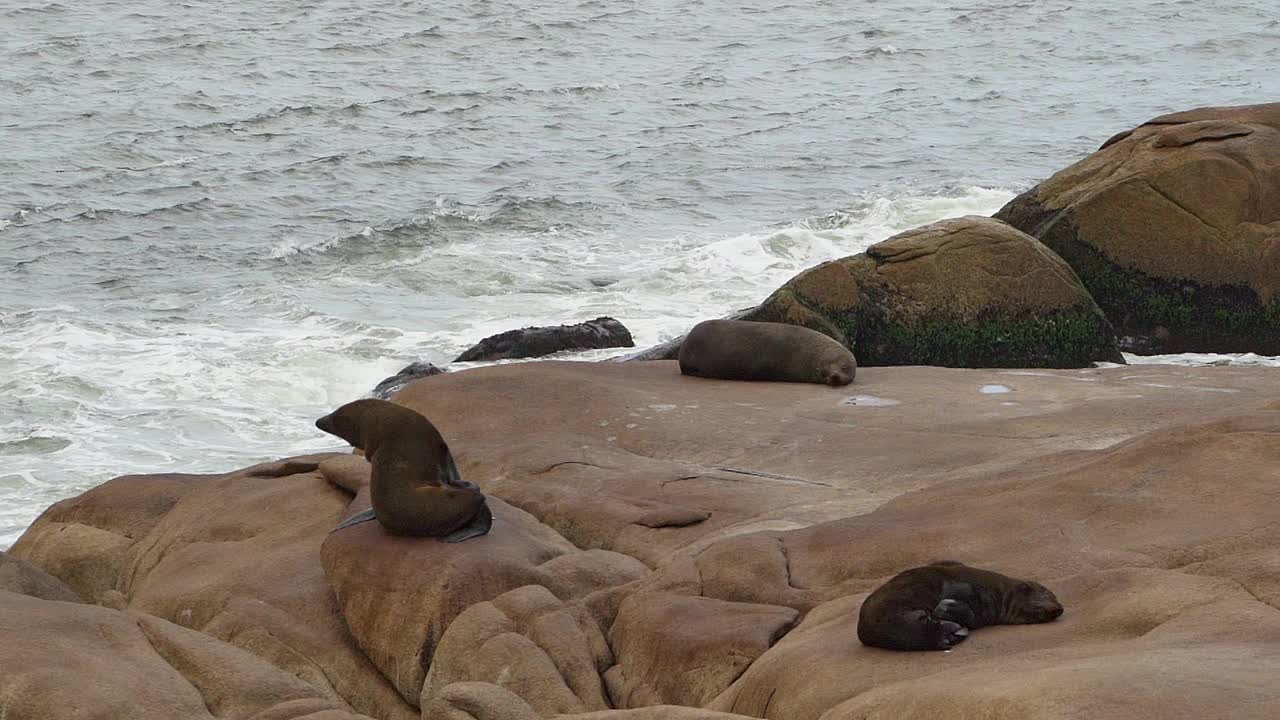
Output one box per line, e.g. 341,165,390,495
857,560,1063,651
315,399,492,542
678,319,856,386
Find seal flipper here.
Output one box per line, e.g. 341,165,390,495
934,597,978,628
331,508,377,533
937,620,969,649
442,500,493,543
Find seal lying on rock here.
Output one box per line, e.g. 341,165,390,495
678,319,857,386
857,560,1063,651
315,399,492,543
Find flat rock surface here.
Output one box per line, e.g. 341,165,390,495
9,361,1280,719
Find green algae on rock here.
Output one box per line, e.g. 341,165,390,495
742,216,1124,368
995,102,1280,354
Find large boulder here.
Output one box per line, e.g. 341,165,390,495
741,216,1123,367
995,102,1280,354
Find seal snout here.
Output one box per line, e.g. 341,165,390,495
315,413,335,434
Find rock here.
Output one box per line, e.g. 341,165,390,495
0,551,82,602
12,361,1280,719
369,361,447,400
319,461,648,709
0,589,371,720
421,585,613,714
422,682,541,720
742,215,1124,367
994,102,1280,354
455,317,635,362
9,456,418,720
605,593,798,708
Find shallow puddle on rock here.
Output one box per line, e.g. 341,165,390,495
841,395,901,407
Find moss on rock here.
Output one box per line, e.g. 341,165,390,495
994,102,1280,354
743,216,1124,368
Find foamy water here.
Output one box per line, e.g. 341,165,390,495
4,0,1279,547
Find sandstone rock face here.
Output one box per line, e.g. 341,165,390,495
0,550,82,602
744,216,1123,367
8,457,418,720
995,102,1280,354
11,361,1280,719
456,316,635,362
0,589,371,720
606,593,798,708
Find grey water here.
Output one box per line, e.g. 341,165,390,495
2,0,1278,546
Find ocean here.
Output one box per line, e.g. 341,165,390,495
3,0,1279,547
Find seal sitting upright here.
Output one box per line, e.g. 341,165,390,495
678,319,856,386
315,399,492,543
857,560,1063,651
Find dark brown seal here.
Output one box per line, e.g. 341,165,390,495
857,560,1063,651
315,399,492,542
677,319,857,386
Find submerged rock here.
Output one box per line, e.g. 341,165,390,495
370,361,447,399
744,216,1124,367
995,102,1280,354
456,316,635,362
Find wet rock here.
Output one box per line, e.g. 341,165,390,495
370,361,447,400
456,317,635,362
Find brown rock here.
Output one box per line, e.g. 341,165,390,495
0,589,371,720
421,585,612,714
9,456,417,720
423,681,542,720
321,492,642,708
743,215,1123,367
995,102,1280,354
0,550,82,602
606,593,798,708
12,361,1280,719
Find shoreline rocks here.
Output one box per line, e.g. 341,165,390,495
9,362,1280,719
743,216,1124,368
995,102,1280,355
456,316,635,362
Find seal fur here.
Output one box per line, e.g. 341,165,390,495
857,560,1063,651
678,319,857,386
315,399,492,542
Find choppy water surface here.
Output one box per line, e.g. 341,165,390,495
3,0,1279,545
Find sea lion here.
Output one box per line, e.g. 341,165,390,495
677,319,856,386
315,399,492,542
857,560,1063,651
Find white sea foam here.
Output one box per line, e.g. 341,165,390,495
4,185,1279,549
1124,352,1280,367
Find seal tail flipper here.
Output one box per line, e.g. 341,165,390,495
442,501,493,543
331,508,377,533
934,598,978,627
938,620,969,649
